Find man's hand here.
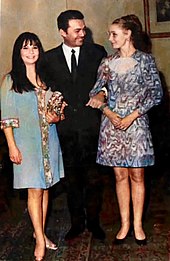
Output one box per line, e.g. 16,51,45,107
86,91,106,109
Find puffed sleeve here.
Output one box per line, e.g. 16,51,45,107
138,53,163,115
89,57,109,97
0,74,19,129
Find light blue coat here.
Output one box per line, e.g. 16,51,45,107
1,74,64,189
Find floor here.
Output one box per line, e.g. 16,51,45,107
0,101,170,260
0,163,170,260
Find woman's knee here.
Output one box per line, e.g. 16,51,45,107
114,168,129,183
129,168,144,183
28,188,44,200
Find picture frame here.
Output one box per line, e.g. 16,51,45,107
143,0,170,38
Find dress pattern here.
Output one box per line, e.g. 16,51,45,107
90,50,163,167
35,87,53,187
1,74,64,189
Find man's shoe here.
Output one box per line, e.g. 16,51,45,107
64,225,85,241
87,224,106,240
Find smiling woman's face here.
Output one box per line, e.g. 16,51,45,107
108,24,130,49
20,40,39,66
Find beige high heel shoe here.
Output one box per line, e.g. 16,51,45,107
33,233,58,251
46,241,58,250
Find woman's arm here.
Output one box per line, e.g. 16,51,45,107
3,127,22,164
137,54,163,115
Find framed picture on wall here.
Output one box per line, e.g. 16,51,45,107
143,0,170,38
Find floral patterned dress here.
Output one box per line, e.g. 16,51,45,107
89,50,163,167
1,74,64,189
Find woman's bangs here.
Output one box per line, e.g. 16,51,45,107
22,38,39,47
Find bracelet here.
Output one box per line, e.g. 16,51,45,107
99,103,107,112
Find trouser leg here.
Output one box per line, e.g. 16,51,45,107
65,166,86,227
85,165,103,227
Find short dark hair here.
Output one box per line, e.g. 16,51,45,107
57,10,84,32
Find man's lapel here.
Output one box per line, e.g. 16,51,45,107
58,45,71,77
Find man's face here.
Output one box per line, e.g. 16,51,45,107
60,19,86,47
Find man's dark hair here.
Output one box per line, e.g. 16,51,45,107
57,10,84,32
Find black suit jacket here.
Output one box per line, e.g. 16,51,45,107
45,42,107,135
45,43,107,165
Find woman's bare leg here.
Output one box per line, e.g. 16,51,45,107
42,189,49,231
114,167,130,239
28,188,45,259
42,190,57,248
32,189,56,248
129,168,146,240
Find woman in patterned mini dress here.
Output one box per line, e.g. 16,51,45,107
87,15,162,245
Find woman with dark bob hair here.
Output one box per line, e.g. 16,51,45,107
1,32,67,260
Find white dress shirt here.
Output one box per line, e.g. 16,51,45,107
62,43,80,72
62,43,107,96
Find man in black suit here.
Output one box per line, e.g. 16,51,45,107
45,10,107,241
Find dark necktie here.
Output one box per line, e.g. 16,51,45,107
71,49,77,82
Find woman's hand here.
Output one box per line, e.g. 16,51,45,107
117,110,140,131
107,110,122,127
46,111,60,123
46,101,68,123
9,145,22,165
116,115,134,130
3,127,22,165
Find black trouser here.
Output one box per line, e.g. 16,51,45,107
59,130,103,227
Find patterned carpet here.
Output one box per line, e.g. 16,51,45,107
0,173,170,261
0,191,92,261
0,87,170,260
89,173,170,261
